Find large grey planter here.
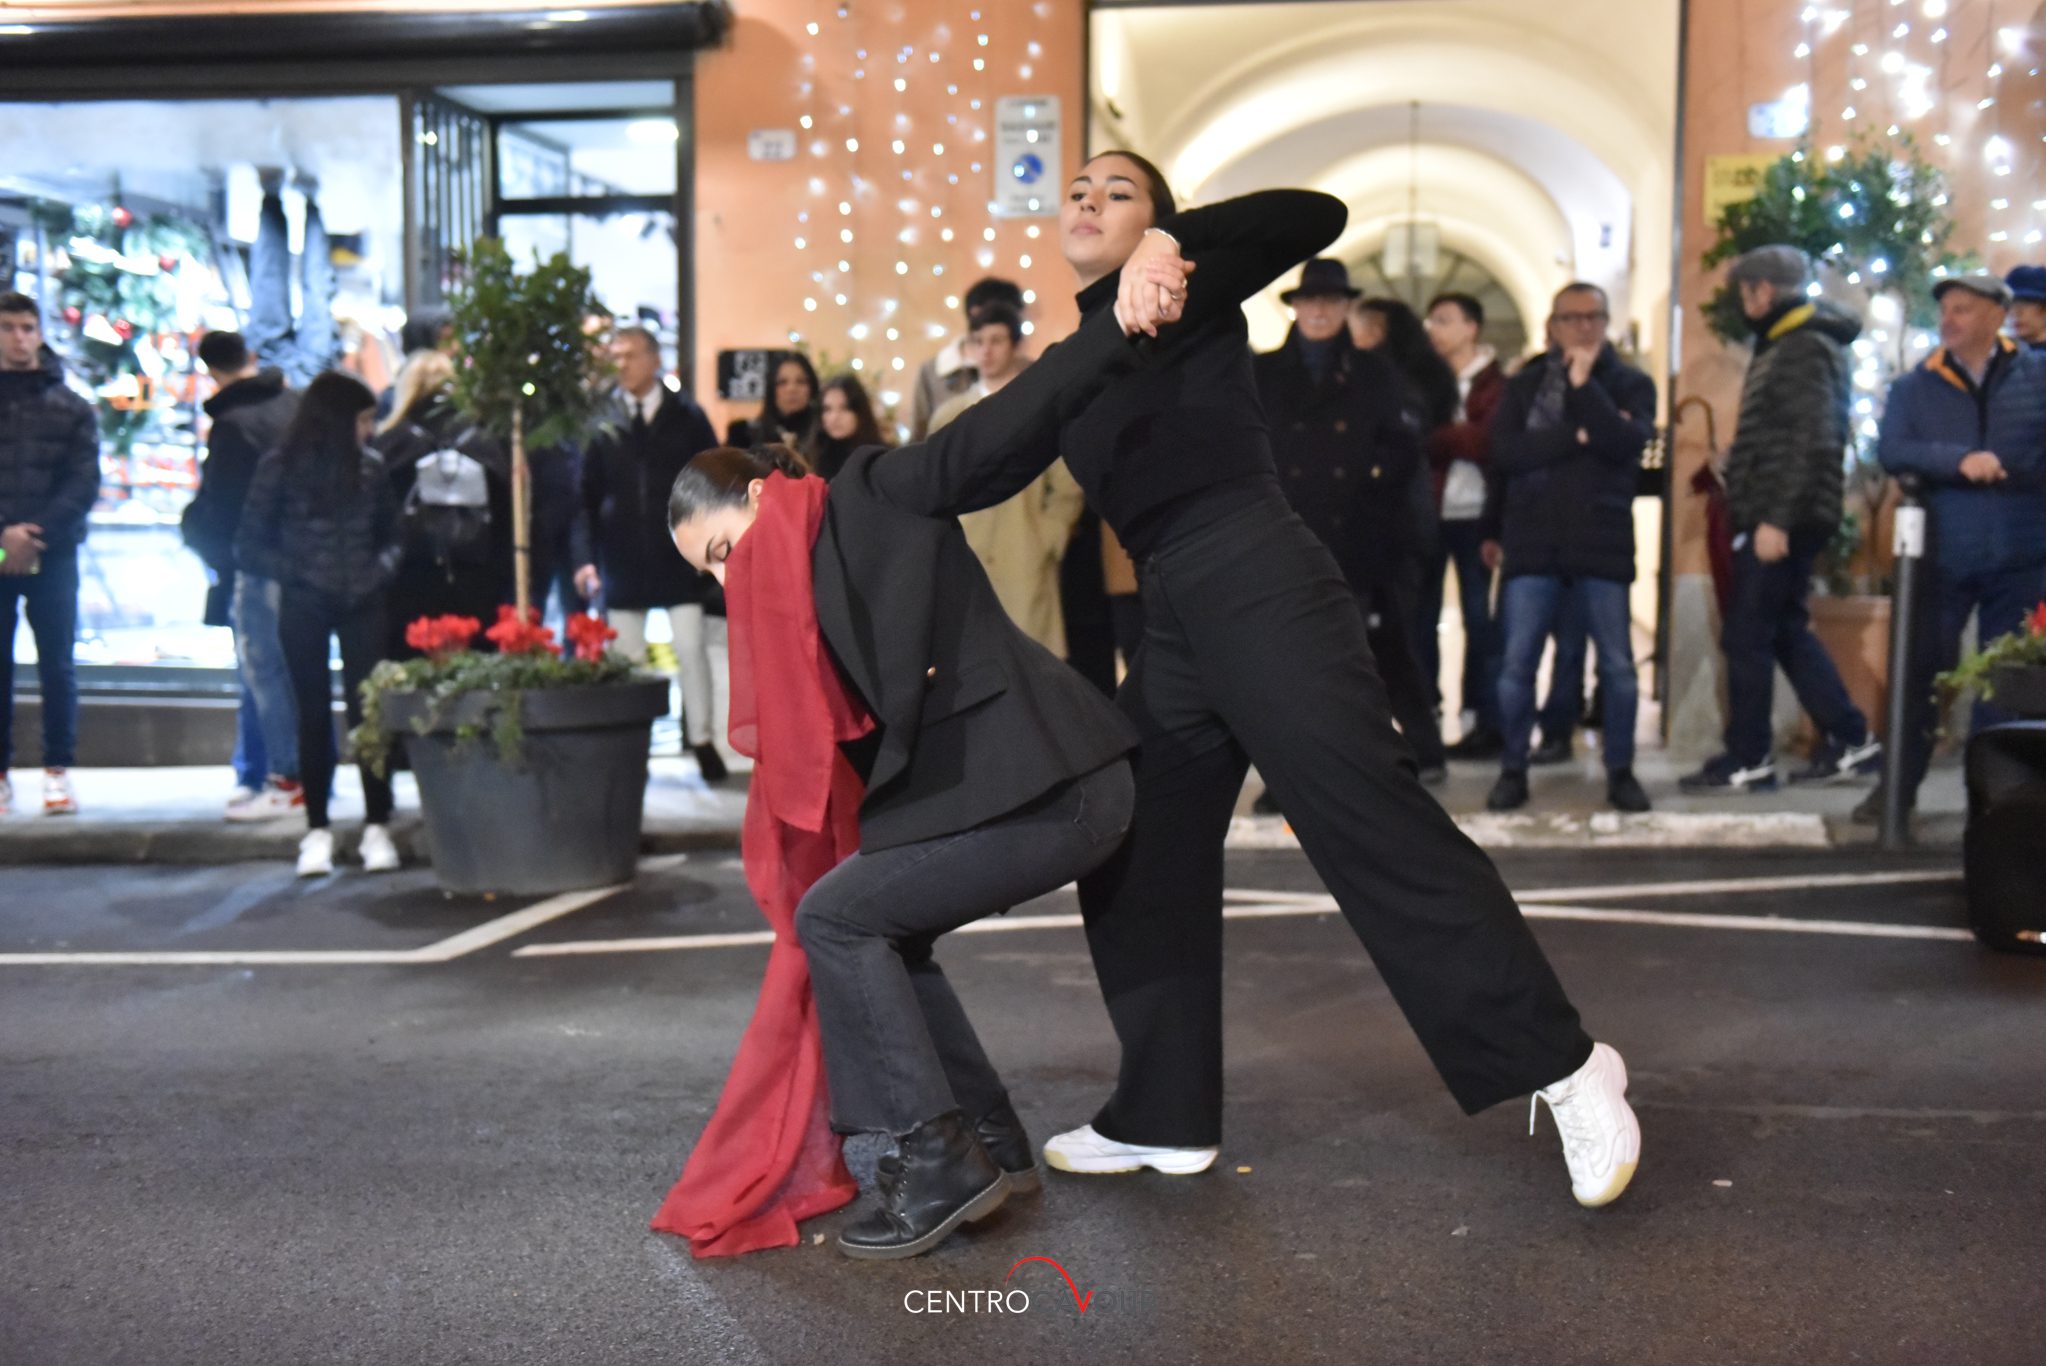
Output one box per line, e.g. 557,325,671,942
381,678,670,896
1988,665,2046,720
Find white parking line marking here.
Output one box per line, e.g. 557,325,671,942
1510,869,1962,902
511,868,1974,956
0,883,630,966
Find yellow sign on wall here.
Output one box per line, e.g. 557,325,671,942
1703,154,1781,228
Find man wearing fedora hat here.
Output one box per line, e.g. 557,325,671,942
1253,259,1446,802
1868,271,2046,822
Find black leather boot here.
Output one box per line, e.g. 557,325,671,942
975,1096,1040,1194
836,1111,1009,1260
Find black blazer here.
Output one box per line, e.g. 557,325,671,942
575,390,721,610
812,309,1145,852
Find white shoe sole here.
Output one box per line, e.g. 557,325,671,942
1044,1144,1219,1176
1575,1158,1639,1209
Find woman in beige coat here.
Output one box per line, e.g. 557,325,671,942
927,304,1085,655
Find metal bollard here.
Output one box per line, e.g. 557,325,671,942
1880,474,1925,850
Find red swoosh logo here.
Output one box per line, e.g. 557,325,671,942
1007,1257,1093,1314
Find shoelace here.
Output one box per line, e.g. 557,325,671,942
1530,1086,1604,1167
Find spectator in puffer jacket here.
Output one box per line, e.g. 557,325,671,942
0,291,99,818
237,372,403,878
186,329,305,821
1485,282,1658,817
1870,272,2046,821
1683,246,1879,795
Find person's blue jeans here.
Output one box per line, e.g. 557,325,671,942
1722,527,1869,768
245,191,335,388
0,548,80,769
1539,589,1589,742
233,572,300,783
1415,518,1499,731
1898,559,2046,802
1498,574,1638,773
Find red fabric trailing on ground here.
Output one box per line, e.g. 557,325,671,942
650,473,871,1257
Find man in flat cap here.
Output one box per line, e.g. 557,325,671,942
1685,245,1880,793
1870,271,2046,822
2004,265,2046,350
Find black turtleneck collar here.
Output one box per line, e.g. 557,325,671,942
1076,273,1117,317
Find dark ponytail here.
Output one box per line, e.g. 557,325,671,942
667,444,808,530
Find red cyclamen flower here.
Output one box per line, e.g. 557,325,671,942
563,612,618,663
2027,602,2046,637
404,614,482,661
485,604,561,657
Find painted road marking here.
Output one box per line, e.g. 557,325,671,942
511,869,1972,957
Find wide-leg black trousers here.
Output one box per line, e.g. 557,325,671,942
1077,485,1593,1148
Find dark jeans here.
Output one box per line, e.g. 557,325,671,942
245,191,335,388
1415,518,1499,731
796,761,1136,1135
1078,488,1591,1147
0,549,79,769
1722,527,1868,767
278,588,393,830
1897,559,2046,803
1539,590,1589,742
1498,575,1638,773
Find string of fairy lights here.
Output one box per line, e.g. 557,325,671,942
1779,0,2040,441
785,1,1057,433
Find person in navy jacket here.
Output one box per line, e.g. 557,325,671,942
1873,272,2046,819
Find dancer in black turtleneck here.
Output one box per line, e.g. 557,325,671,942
1036,153,1642,1210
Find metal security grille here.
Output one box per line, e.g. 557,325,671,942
408,93,493,312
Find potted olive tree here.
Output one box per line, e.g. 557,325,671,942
356,241,669,896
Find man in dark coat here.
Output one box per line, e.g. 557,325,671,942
1870,272,2046,821
184,330,304,814
1486,282,1657,815
1254,258,1444,794
573,325,726,779
0,292,101,816
1684,247,1877,794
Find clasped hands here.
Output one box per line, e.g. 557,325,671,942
1114,229,1197,338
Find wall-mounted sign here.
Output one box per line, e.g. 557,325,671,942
1703,154,1780,229
717,348,779,403
747,129,797,162
992,95,1060,218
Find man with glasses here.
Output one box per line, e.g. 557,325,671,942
1485,283,1657,814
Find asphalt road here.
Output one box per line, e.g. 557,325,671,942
3,847,2040,1365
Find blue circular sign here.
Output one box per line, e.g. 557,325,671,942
1011,153,1045,185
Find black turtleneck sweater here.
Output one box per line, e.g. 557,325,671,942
1061,188,1348,558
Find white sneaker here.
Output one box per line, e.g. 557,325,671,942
225,785,260,816
1042,1123,1219,1176
296,828,336,878
227,779,305,823
1532,1042,1641,1208
359,823,400,873
42,769,77,816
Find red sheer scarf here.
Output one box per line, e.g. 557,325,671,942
650,473,871,1257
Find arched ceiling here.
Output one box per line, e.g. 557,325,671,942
1091,0,1680,365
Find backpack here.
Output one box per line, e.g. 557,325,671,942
403,446,493,571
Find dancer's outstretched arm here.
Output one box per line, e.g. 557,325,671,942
858,304,1149,520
